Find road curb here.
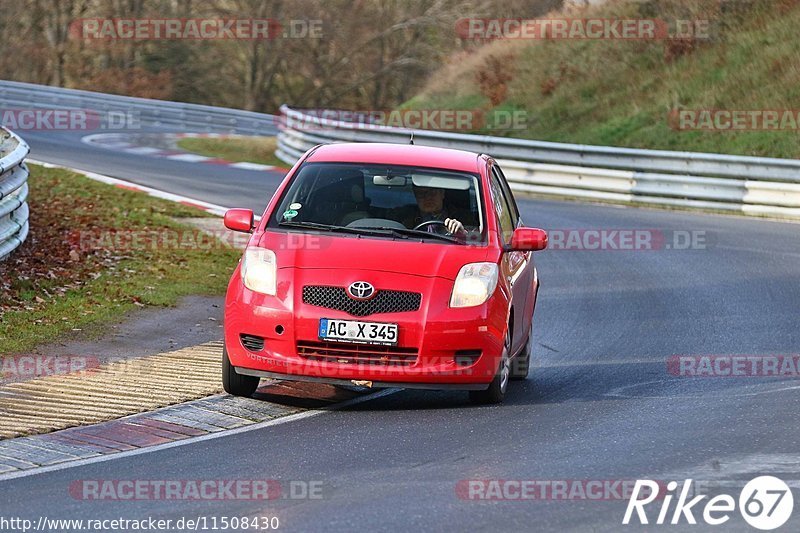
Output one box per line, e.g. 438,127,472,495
28,159,232,216
81,132,292,173
0,341,227,440
0,384,390,481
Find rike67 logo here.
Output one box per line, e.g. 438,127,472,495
624,476,794,530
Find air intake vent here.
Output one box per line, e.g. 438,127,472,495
454,349,482,366
297,341,418,366
240,334,265,352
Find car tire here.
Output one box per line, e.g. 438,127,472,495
510,335,531,380
222,345,260,397
469,331,511,405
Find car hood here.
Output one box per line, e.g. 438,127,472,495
258,231,490,280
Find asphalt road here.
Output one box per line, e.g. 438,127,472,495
22,129,285,211
3,129,800,532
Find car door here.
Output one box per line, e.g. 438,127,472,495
488,163,532,355
494,164,537,347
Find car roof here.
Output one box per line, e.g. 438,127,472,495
304,143,483,173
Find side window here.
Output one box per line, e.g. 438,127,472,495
493,165,520,225
489,167,514,243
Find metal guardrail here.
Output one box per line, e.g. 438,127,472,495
0,80,278,135
0,128,30,260
3,82,798,221
0,80,279,261
277,105,800,220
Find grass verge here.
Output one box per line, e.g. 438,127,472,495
403,0,800,158
177,136,286,168
0,164,241,355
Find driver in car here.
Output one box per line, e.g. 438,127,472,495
406,184,468,235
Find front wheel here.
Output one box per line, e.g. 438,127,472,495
222,345,260,397
469,332,511,405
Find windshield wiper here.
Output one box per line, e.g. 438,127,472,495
279,221,461,244
278,221,407,238
376,227,462,244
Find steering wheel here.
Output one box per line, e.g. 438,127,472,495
413,220,448,233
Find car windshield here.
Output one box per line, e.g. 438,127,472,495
269,162,485,243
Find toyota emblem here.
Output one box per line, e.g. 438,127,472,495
347,281,376,300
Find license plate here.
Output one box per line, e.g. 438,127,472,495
318,318,398,346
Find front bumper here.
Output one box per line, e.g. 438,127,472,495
233,368,490,390
224,268,508,388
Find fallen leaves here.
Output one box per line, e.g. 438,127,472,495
1,170,162,318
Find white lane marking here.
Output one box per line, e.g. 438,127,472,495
533,359,663,368
229,161,275,171
0,388,399,482
124,146,164,155
607,378,800,399
81,132,127,145
655,454,800,489
166,153,212,162
27,160,232,217
716,244,800,258
100,142,134,150
675,454,800,478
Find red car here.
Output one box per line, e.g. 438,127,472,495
222,143,547,403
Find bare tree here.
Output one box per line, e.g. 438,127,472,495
0,0,564,109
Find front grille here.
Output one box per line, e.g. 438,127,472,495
302,285,421,317
297,341,418,366
240,334,265,352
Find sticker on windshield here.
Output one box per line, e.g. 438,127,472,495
283,209,298,220
289,202,302,210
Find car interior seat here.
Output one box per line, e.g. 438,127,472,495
305,173,365,225
339,183,372,226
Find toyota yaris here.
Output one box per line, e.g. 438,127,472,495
222,142,547,403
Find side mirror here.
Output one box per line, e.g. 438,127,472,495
224,209,254,233
508,227,547,251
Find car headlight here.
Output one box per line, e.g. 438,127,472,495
450,262,499,308
241,248,277,295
